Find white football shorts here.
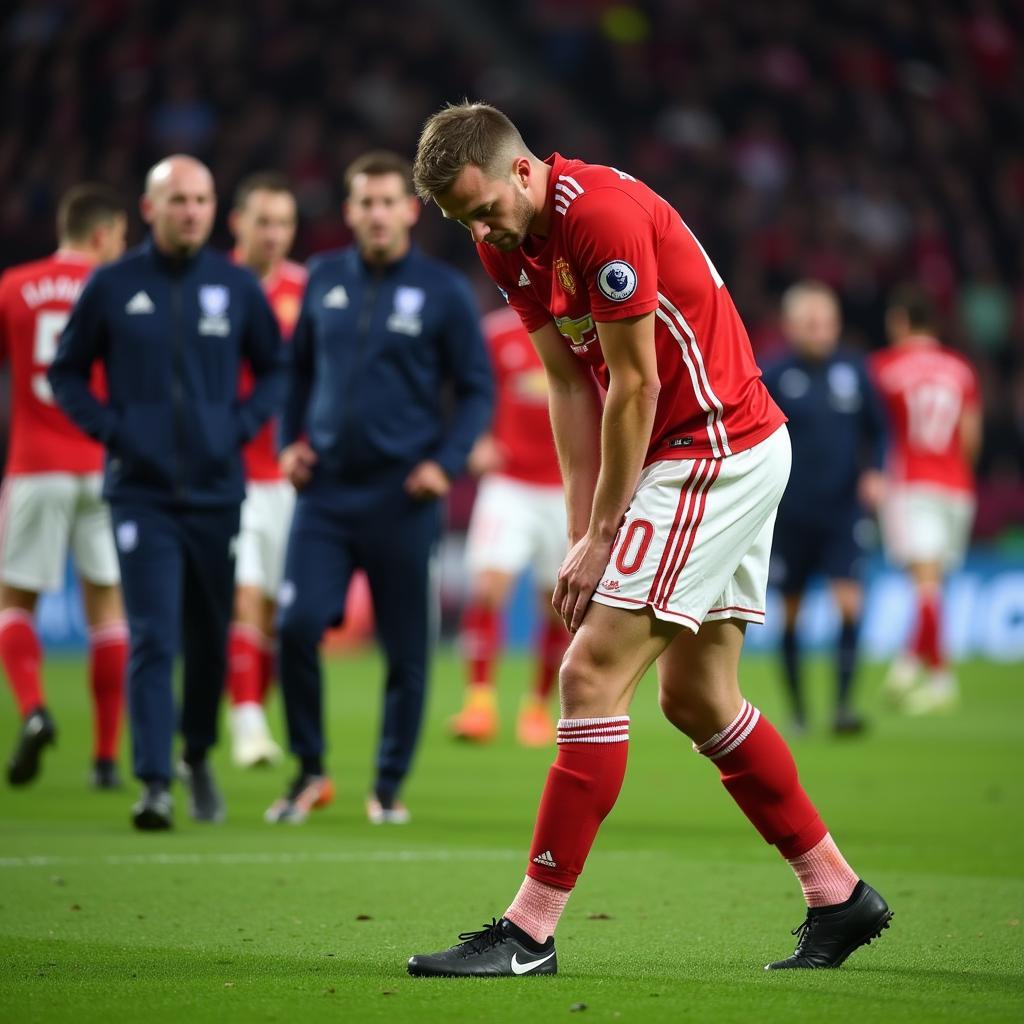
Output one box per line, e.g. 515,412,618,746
880,483,975,570
592,426,791,633
465,474,568,589
0,472,119,592
236,479,296,598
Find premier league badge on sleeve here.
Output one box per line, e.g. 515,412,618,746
198,285,231,336
597,260,638,302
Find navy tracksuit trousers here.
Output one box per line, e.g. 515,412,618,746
277,472,440,804
110,501,239,783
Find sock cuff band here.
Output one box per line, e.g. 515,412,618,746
695,700,761,760
0,607,34,632
89,620,128,645
557,716,629,744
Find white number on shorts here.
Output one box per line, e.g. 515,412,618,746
32,309,69,405
614,519,654,576
905,381,962,453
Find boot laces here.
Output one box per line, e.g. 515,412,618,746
457,918,507,956
791,915,819,953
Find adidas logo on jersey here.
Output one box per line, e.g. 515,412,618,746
532,850,557,868
125,291,154,314
517,269,530,287
323,285,349,309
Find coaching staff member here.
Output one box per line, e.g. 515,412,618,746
50,155,285,830
265,151,492,826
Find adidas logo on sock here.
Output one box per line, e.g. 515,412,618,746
125,291,155,314
532,849,557,868
518,269,530,287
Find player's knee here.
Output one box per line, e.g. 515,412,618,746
558,645,613,717
658,686,725,740
659,687,698,735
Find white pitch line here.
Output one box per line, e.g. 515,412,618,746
0,848,525,869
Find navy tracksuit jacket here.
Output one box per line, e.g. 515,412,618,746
49,238,285,782
762,348,886,591
278,244,492,801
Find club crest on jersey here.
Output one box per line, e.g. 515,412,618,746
597,260,637,302
387,286,425,336
198,285,230,336
554,257,577,296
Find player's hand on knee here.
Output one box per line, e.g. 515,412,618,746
554,534,612,634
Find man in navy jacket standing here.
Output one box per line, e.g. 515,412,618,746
266,151,492,826
50,155,284,830
762,281,887,735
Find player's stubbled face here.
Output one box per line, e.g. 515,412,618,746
436,165,535,251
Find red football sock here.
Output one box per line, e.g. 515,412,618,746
531,617,568,702
89,621,128,761
506,716,629,941
525,716,629,888
912,589,943,670
227,623,263,706
461,602,501,689
697,701,827,860
260,636,277,702
0,608,44,716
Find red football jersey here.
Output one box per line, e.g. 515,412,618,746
484,306,562,486
0,250,105,475
869,336,979,493
239,258,306,481
478,154,784,463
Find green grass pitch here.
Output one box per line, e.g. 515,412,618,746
0,650,1021,1023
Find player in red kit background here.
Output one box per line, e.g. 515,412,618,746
870,286,981,714
0,184,129,789
409,102,892,977
451,306,568,747
226,173,306,767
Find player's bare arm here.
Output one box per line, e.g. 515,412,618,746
528,321,602,546
960,404,982,466
555,311,660,633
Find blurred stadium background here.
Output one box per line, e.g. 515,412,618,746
2,0,1022,660
1,4,1023,1021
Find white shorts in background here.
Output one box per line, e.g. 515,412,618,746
593,426,791,633
880,484,975,570
465,474,567,590
236,479,296,599
0,472,119,592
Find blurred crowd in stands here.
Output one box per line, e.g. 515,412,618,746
2,0,1022,538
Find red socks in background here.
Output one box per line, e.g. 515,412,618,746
88,622,127,761
531,618,568,701
911,588,943,669
228,622,264,706
0,611,127,762
461,603,501,689
0,608,44,715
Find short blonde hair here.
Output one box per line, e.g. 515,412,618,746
413,101,530,200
